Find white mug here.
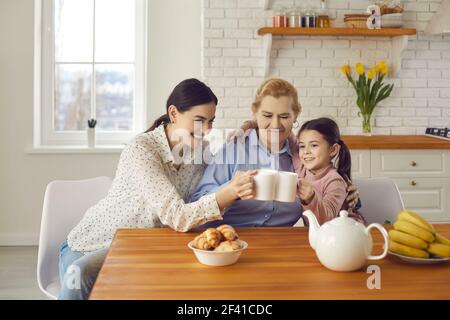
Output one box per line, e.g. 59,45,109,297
253,169,278,201
253,169,298,202
276,171,298,202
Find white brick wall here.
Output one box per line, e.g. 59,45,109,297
202,0,450,134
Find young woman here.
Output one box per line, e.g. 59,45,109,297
58,79,255,300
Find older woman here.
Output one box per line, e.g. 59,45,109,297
191,78,303,226
191,78,359,227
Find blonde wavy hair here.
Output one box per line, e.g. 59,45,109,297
251,78,301,115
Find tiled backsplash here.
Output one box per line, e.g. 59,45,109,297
202,0,450,135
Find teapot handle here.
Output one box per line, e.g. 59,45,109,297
365,223,389,260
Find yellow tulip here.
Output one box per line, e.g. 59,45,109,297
340,64,351,76
376,60,387,73
356,63,365,75
380,65,389,76
368,68,376,80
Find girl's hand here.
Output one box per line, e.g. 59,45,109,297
226,120,257,142
346,183,360,210
298,178,315,204
228,170,257,200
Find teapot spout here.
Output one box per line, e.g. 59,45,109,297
302,210,319,250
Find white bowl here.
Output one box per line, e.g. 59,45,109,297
188,240,248,266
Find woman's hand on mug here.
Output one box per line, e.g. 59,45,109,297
297,178,315,204
229,170,257,200
215,170,257,212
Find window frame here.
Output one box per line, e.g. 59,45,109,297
35,0,148,146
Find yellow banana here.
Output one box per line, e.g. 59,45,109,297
427,243,450,258
388,229,428,250
393,220,435,243
389,240,430,258
435,233,450,247
397,210,435,234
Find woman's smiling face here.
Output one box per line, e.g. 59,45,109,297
168,102,216,149
252,95,296,152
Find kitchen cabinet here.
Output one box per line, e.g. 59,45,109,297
349,150,371,178
345,135,450,222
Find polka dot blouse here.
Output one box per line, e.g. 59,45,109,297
67,125,222,253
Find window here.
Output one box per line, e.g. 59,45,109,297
37,0,147,146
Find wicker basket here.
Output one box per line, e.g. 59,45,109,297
379,5,403,15
344,14,370,28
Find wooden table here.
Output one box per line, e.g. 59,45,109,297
90,225,450,300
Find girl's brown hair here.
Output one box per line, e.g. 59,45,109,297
252,78,301,115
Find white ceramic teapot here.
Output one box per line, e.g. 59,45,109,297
303,210,389,272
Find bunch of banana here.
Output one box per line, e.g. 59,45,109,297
388,210,450,259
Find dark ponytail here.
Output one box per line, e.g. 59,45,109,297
337,140,352,182
147,114,170,132
145,78,218,132
298,117,352,181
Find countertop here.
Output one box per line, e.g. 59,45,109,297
342,135,450,149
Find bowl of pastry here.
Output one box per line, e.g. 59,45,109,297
188,225,248,266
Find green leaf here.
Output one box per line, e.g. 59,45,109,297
377,87,394,104
375,84,393,104
369,79,382,106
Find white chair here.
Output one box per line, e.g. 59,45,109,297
37,176,112,299
354,177,405,225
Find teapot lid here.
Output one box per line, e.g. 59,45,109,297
329,211,360,227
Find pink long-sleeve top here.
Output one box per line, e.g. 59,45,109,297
295,162,347,225
289,136,364,225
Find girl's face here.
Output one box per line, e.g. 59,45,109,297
298,129,339,174
168,102,216,149
252,95,297,152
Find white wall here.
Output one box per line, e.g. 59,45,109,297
203,0,450,133
148,0,202,120
0,0,202,245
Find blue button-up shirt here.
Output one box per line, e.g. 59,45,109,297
190,129,303,227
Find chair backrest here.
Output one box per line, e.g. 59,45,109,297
354,177,405,224
37,176,112,299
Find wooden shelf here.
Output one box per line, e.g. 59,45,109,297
258,27,417,37
258,27,417,78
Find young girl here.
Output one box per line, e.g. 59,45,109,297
294,117,364,226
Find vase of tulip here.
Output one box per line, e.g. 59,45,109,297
340,61,394,135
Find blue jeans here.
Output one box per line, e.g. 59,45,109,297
58,240,108,300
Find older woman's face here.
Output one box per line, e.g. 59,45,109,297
253,95,297,152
